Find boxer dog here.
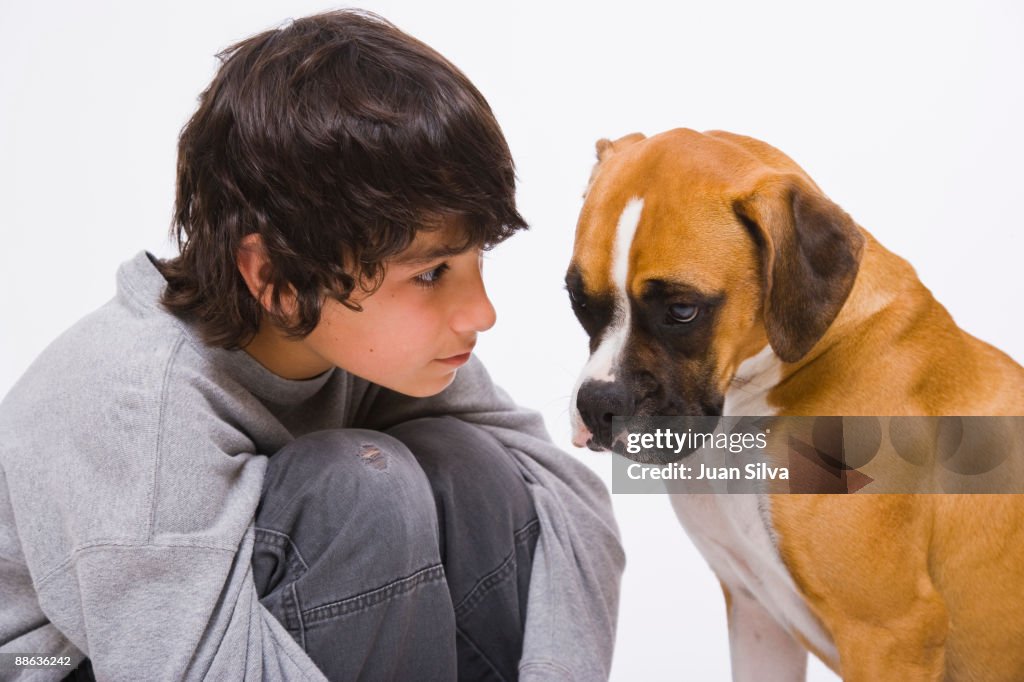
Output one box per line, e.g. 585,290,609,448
567,129,1024,681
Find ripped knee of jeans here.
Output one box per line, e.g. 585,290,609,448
358,443,388,470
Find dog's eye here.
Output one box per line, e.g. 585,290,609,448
567,288,587,309
666,303,699,324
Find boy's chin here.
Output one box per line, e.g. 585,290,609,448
387,369,459,398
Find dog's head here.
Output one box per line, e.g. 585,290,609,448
567,129,865,451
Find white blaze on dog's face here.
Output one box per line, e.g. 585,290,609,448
567,129,864,451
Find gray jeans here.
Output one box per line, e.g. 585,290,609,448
251,417,539,681
61,417,537,682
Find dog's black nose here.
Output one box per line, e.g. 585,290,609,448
577,379,634,449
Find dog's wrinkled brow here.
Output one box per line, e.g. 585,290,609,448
641,278,719,302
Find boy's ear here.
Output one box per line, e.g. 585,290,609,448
584,132,646,198
237,234,276,312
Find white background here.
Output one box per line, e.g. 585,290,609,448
2,1,1023,679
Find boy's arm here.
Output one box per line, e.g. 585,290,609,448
0,344,328,682
27,527,327,682
360,356,625,681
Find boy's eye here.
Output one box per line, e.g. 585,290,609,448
413,263,450,288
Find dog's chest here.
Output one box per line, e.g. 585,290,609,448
670,346,837,660
668,484,837,662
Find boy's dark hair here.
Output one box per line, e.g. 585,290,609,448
156,10,527,350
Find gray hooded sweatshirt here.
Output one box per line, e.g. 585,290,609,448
0,252,624,681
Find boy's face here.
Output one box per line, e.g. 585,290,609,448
243,222,496,397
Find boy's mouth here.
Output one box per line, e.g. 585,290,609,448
436,350,474,366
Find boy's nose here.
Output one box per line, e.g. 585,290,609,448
453,272,497,333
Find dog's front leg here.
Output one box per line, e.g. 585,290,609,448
723,583,807,682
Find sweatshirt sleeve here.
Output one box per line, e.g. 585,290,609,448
0,323,330,682
32,528,327,682
361,356,625,681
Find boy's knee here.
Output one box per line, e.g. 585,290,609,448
386,418,538,619
259,429,439,568
266,429,428,489
386,417,535,526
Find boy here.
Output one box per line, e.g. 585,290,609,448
0,11,623,681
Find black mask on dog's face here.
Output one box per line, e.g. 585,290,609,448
568,265,726,454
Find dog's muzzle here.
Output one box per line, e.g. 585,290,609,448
576,379,634,451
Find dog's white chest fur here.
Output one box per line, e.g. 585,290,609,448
722,345,783,416
667,348,838,667
668,490,837,666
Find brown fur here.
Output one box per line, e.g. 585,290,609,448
573,129,1024,680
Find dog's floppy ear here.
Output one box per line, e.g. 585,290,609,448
734,175,865,363
584,133,646,198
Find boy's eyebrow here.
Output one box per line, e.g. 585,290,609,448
391,243,471,265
